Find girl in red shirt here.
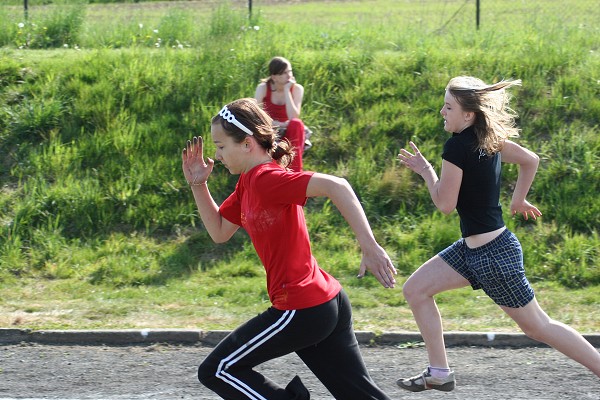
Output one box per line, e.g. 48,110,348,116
255,56,308,172
182,98,397,399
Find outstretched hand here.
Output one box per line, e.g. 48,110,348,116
357,244,397,288
182,136,214,186
511,199,542,221
398,141,431,175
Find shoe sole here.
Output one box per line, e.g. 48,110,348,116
396,379,455,392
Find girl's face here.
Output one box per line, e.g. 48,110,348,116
211,123,248,174
440,90,473,133
272,63,294,84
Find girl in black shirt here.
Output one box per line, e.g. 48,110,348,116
396,76,600,391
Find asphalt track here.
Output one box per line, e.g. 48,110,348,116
1,329,598,400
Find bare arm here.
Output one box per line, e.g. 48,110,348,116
398,141,462,214
284,81,304,120
182,136,239,243
500,140,542,220
306,173,397,288
254,82,266,104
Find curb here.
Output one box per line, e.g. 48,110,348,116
2,328,599,348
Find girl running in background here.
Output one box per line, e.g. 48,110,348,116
397,76,600,392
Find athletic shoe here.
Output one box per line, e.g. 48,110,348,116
285,375,310,399
396,367,455,392
303,139,313,151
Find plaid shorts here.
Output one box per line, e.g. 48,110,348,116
439,229,535,308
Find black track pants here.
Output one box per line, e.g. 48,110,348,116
198,290,391,400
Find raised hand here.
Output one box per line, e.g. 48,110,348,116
398,141,431,175
182,136,214,186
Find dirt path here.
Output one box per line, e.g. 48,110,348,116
1,343,598,399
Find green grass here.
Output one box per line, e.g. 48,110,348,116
1,274,598,333
0,0,599,333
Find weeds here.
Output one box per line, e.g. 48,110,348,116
0,0,598,331
12,3,86,49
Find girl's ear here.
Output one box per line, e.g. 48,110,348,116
464,111,475,122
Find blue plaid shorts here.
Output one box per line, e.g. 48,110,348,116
438,229,535,308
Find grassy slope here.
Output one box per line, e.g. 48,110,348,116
0,0,598,332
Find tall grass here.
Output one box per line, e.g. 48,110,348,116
0,0,598,331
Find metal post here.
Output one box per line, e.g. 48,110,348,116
476,0,480,30
24,0,29,20
248,0,253,20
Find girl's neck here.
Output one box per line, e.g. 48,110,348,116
244,157,273,173
271,81,284,92
459,122,474,133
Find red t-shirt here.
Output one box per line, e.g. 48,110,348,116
262,83,292,122
219,162,342,310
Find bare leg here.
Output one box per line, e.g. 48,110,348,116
402,255,470,368
502,298,600,378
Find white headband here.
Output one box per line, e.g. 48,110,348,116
218,105,253,136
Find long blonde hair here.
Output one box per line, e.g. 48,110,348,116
446,76,521,155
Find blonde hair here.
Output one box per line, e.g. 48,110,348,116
446,76,521,155
211,98,295,167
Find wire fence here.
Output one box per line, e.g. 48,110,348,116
427,0,598,29
161,0,597,29
8,0,599,31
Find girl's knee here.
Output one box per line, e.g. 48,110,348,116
197,358,218,385
402,280,421,304
516,318,550,342
287,118,304,129
287,119,305,139
517,323,536,339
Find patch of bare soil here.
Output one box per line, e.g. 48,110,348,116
1,343,598,399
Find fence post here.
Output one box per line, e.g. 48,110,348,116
24,0,29,20
248,0,253,20
476,0,480,29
